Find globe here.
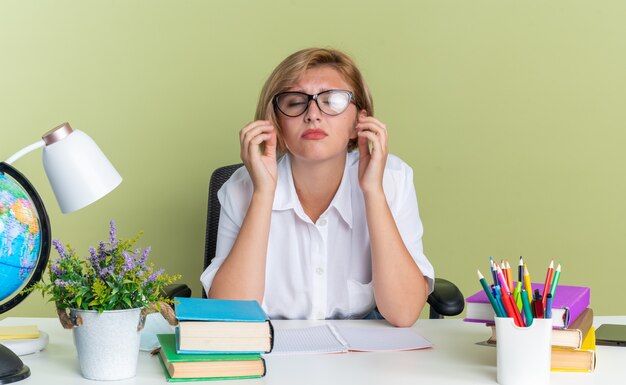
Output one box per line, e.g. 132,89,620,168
0,162,50,315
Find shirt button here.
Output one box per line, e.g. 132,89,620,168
318,218,327,226
315,267,324,275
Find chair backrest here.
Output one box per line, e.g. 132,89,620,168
202,163,243,298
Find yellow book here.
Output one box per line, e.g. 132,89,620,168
551,326,596,372
0,325,40,340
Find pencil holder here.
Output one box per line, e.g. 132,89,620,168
495,317,552,385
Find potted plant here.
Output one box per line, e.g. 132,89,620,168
30,220,180,380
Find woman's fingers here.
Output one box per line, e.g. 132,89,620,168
239,120,275,161
356,116,388,159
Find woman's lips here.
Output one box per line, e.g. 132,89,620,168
302,129,328,140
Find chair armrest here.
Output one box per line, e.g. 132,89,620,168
427,278,465,319
162,284,192,302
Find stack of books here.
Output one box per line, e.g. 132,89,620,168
466,284,596,372
155,297,274,382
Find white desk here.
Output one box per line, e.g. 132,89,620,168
2,316,625,384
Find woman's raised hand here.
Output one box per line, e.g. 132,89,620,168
356,113,389,196
239,120,278,194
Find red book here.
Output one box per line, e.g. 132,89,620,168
464,284,590,328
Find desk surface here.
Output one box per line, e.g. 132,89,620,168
2,316,625,384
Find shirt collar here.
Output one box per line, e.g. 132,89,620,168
272,153,354,228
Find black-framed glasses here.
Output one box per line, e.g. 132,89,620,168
273,90,355,117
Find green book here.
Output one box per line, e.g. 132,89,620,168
156,334,266,381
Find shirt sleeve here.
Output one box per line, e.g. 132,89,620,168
384,156,435,294
199,168,253,296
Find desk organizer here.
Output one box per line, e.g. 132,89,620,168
495,317,552,385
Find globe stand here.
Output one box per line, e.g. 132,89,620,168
0,344,30,384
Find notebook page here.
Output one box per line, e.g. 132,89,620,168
271,324,348,355
334,324,433,352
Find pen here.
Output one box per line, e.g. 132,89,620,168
523,263,532,304
478,270,505,318
541,259,554,308
545,293,553,319
549,263,561,298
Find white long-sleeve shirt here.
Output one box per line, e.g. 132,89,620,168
200,151,434,320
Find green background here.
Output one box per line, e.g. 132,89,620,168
2,1,625,319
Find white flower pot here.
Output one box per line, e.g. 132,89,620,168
70,308,143,381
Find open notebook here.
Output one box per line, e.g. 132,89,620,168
270,324,432,355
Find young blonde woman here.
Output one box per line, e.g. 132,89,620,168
201,48,434,327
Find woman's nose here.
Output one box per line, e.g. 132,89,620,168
304,99,322,121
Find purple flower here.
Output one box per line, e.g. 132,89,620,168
146,269,164,283
98,240,106,257
109,220,117,247
99,266,113,278
50,263,63,276
88,247,98,263
54,279,71,288
122,251,135,273
52,240,67,258
138,247,150,266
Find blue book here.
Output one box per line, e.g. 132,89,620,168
175,297,268,322
174,297,273,353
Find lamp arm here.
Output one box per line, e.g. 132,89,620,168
4,140,45,164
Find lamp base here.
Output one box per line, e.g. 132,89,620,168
0,344,30,384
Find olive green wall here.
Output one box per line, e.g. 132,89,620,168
2,1,625,319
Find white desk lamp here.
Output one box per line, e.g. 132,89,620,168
0,122,122,383
5,122,122,213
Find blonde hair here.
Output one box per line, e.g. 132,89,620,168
255,48,374,152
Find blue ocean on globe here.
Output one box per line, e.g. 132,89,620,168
0,173,42,302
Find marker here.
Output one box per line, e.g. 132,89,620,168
533,289,544,319
521,289,534,326
550,263,561,298
541,259,554,308
523,264,533,304
545,293,553,319
478,269,505,318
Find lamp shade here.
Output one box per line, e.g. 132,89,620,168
42,125,122,213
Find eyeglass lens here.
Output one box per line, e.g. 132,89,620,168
275,90,352,117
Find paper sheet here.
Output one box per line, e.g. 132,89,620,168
271,325,348,354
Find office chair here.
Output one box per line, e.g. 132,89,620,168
197,163,464,319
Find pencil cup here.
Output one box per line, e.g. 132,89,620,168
495,317,552,385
